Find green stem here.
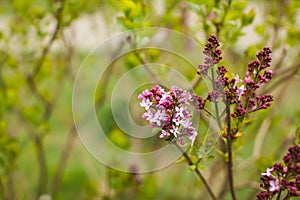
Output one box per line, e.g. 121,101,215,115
211,68,223,130
174,142,217,200
276,190,282,200
225,101,237,200
236,71,260,132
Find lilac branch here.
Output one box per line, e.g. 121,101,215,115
173,142,217,200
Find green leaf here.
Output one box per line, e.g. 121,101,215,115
231,1,246,11
117,16,134,30
206,155,215,160
124,53,140,69
108,129,131,150
242,8,255,26
189,164,196,171
197,164,204,170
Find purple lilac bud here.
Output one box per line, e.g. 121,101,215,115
256,47,272,69
207,90,222,103
257,145,300,199
197,64,211,75
198,35,223,75
217,65,227,76
232,102,246,118
257,191,270,200
248,60,260,73
197,35,274,136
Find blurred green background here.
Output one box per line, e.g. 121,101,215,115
1,0,300,199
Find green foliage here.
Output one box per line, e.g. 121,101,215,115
108,129,131,150
295,126,300,145
0,121,21,183
0,0,300,199
117,0,150,30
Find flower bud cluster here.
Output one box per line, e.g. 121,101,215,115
138,85,198,145
196,35,274,121
197,34,222,75
257,145,300,199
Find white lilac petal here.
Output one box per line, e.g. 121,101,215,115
159,130,170,138
269,179,280,192
181,126,198,146
261,168,275,178
244,72,251,83
237,85,245,100
235,74,242,83
140,99,153,110
142,109,153,120
175,106,185,118
189,131,198,146
150,110,168,127
159,93,172,105
171,86,178,91
170,125,180,138
180,120,192,128
172,117,181,126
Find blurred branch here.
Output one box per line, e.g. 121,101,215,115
50,29,77,199
173,142,217,200
225,101,237,200
19,1,67,198
133,50,163,85
26,0,66,108
263,60,300,94
29,0,66,79
51,31,126,198
270,0,284,49
51,125,77,199
180,1,189,34
126,31,163,85
15,108,49,198
214,0,232,37
190,76,202,89
273,48,287,70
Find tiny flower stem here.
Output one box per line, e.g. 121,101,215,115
204,108,218,121
236,72,260,131
225,101,237,200
210,68,223,130
173,142,217,200
276,190,282,200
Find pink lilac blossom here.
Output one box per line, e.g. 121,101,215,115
139,85,198,146
257,145,300,199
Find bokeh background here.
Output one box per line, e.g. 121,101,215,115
1,0,300,199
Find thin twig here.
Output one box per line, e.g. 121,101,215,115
30,0,66,79
51,125,77,199
225,101,237,200
51,26,126,198
173,142,217,200
211,68,223,129
22,1,66,197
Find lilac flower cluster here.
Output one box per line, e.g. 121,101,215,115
257,145,300,199
138,85,198,145
196,35,274,137
197,34,222,75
